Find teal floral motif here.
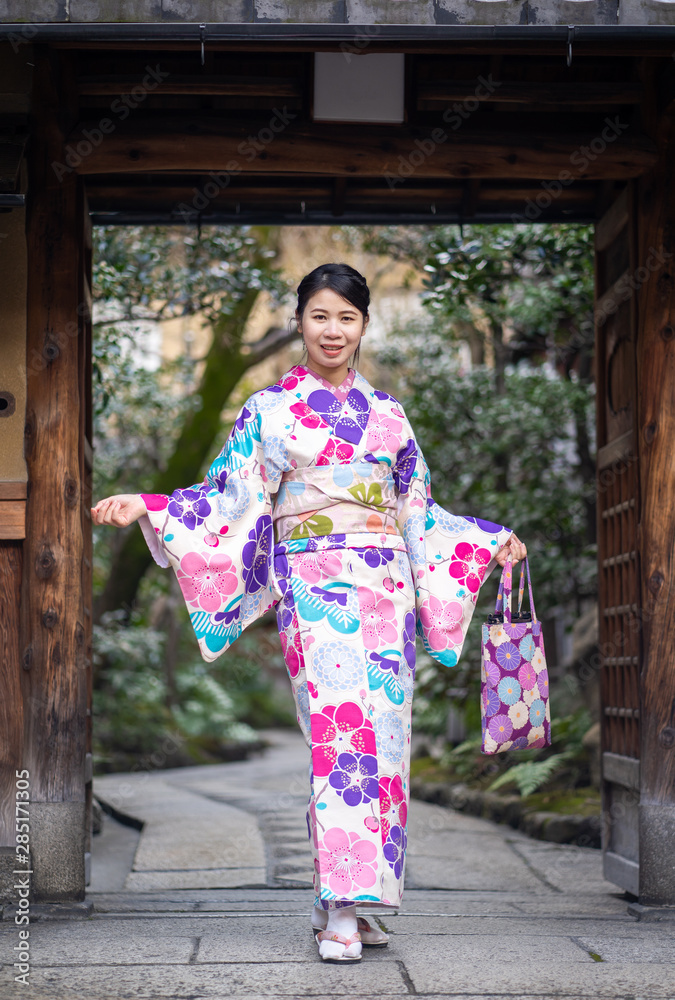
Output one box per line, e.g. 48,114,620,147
289,578,359,635
190,608,242,653
419,629,458,668
366,649,408,705
519,634,536,662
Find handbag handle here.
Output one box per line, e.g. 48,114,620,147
495,556,538,624
517,556,538,623
495,559,513,623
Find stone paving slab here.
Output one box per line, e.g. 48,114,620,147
124,867,268,891
3,960,409,998
573,934,675,963
94,774,265,876
403,958,675,997
377,914,653,937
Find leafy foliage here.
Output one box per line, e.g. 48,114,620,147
487,752,573,797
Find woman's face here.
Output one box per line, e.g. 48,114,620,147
296,287,368,384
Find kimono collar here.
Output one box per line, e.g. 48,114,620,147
278,364,374,446
297,364,356,405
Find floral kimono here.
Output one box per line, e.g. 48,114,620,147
138,364,512,912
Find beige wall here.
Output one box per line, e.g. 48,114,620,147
0,203,27,482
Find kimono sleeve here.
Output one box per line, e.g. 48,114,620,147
136,394,283,664
394,426,512,669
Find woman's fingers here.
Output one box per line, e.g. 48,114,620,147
495,534,528,567
91,497,125,527
91,494,145,527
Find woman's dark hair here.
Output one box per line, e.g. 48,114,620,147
295,262,370,368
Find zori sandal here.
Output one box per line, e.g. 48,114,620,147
314,929,362,962
356,916,389,947
312,916,389,948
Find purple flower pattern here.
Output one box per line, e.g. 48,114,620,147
328,752,379,807
167,488,212,531
383,824,407,879
241,514,273,595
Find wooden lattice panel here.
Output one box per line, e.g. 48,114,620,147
598,447,640,759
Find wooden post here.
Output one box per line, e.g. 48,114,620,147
20,48,88,902
635,106,675,906
0,541,23,895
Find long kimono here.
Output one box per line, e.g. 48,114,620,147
138,364,512,911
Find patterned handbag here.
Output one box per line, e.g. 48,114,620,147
480,557,551,754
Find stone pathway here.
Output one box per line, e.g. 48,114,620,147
1,729,674,999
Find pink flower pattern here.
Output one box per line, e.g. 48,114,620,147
295,549,342,585
449,542,493,594
418,596,464,651
379,774,408,841
311,702,377,777
290,401,329,430
357,587,398,650
316,438,355,465
317,826,378,895
366,412,404,453
177,551,238,611
280,624,304,679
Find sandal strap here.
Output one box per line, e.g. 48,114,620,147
316,930,362,946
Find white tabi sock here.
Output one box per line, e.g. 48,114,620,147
317,904,361,960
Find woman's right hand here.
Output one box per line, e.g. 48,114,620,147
91,494,147,528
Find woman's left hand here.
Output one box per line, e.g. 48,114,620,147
495,531,527,568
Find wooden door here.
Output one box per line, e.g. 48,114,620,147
594,184,641,896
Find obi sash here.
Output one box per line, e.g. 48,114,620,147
273,463,401,547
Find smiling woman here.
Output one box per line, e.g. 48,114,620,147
295,265,369,381
91,261,526,964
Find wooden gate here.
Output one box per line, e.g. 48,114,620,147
594,185,641,896
14,46,95,897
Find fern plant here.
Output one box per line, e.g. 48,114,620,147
486,752,573,798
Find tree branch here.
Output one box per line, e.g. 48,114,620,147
243,324,301,369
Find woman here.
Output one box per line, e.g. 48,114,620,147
92,262,526,963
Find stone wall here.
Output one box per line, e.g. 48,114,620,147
0,0,673,28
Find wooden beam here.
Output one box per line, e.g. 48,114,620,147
84,180,598,217
49,40,675,59
0,541,22,846
418,80,643,106
0,501,25,540
77,75,303,97
461,177,481,219
331,176,347,217
0,481,27,500
68,118,658,180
